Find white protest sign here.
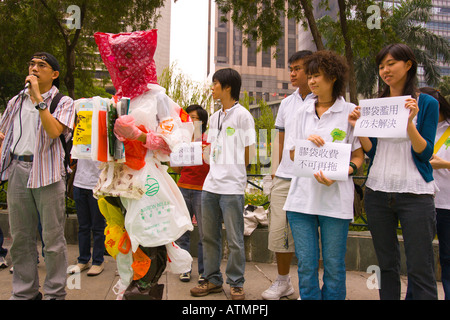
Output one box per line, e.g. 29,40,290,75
293,140,352,181
354,95,411,138
170,141,203,167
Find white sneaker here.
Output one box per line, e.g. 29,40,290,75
261,277,295,300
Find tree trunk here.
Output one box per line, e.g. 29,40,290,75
65,48,76,99
299,0,325,51
338,0,358,104
39,0,86,99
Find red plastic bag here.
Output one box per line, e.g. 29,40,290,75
131,247,151,281
94,30,158,100
123,125,147,170
98,109,108,162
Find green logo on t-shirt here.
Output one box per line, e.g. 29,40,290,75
445,137,450,149
330,128,346,142
226,126,235,136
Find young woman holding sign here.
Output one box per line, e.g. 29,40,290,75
283,50,364,300
349,44,439,300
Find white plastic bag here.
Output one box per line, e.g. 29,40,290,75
116,251,133,286
93,162,147,199
128,85,193,162
165,242,193,274
121,157,193,251
244,205,268,236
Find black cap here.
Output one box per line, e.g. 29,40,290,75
31,52,61,88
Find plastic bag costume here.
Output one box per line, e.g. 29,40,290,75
71,30,194,300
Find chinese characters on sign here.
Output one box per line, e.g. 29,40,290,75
293,140,352,181
170,141,203,167
354,96,411,138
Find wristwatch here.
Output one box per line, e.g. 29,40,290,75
349,162,358,176
35,101,48,111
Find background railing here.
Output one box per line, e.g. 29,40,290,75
0,173,370,229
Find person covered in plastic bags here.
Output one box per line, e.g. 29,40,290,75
92,30,194,300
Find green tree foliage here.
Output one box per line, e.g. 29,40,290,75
319,0,450,97
158,63,212,110
0,0,167,106
215,0,326,52
239,92,275,174
214,0,360,104
439,76,450,102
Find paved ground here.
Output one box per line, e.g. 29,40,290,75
0,239,445,301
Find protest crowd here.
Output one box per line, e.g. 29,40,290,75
0,28,448,301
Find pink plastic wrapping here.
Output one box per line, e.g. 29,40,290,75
94,30,158,100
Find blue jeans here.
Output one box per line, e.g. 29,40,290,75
201,191,245,287
176,187,204,275
0,227,7,258
437,208,450,300
286,211,351,300
365,188,437,300
73,187,105,265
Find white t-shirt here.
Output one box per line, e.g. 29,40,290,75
11,92,39,156
434,121,450,210
203,103,256,195
365,115,436,195
274,89,314,179
283,97,361,220
73,159,103,189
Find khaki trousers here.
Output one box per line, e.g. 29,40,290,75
8,160,68,300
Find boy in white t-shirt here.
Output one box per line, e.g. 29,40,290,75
262,50,313,300
190,68,256,300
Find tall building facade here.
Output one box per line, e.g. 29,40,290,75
421,0,449,84
212,3,298,103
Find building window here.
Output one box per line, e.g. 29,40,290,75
233,27,242,66
256,80,263,88
288,38,296,62
248,37,257,67
276,16,285,69
262,48,271,68
283,82,289,90
217,31,228,63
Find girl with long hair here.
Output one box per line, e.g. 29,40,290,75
349,44,440,300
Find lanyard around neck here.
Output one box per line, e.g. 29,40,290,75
217,102,238,136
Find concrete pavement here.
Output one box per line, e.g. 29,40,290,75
0,238,445,301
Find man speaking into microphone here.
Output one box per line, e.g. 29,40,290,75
0,52,75,300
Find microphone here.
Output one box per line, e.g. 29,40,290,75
24,75,37,89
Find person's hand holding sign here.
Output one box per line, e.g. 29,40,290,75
307,134,336,187
405,98,420,124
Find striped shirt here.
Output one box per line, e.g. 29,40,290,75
0,86,75,188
